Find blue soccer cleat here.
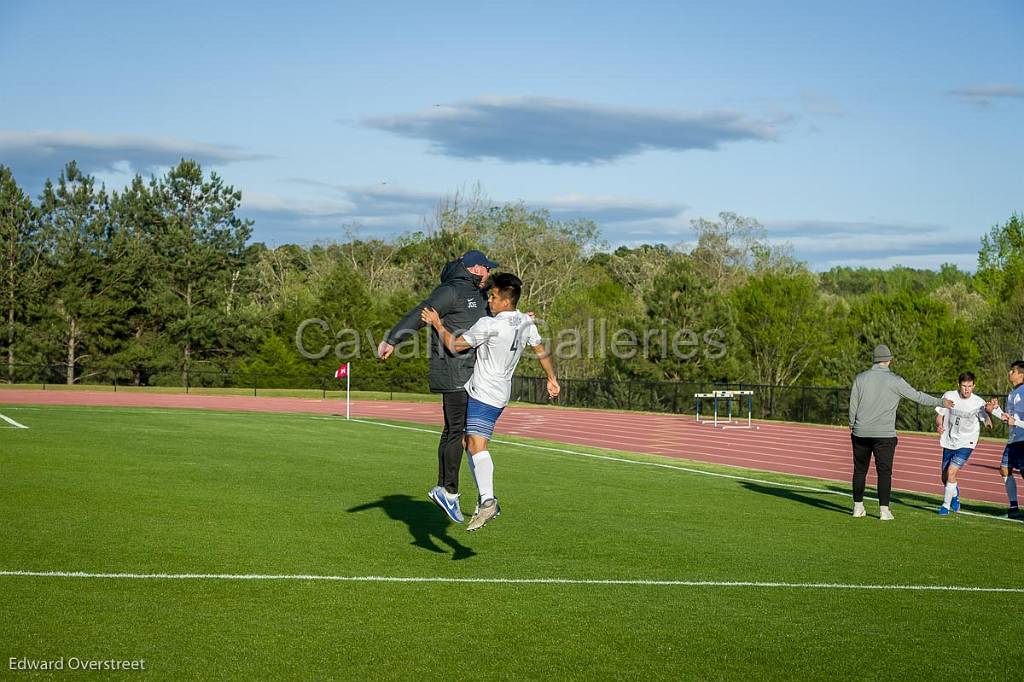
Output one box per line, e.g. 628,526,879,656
428,486,464,523
950,495,960,512
937,505,951,516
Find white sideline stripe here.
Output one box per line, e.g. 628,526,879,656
347,418,1023,525
1,571,1021,593
0,413,28,429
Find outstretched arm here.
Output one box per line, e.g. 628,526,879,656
532,343,560,399
379,286,455,359
895,378,953,409
420,307,474,352
1004,401,1023,428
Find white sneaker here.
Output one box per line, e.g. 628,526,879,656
852,502,866,518
879,506,894,521
473,499,501,518
466,498,499,532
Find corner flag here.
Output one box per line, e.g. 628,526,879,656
336,363,351,419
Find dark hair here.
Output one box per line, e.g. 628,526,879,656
958,372,976,384
1012,360,1024,373
490,272,522,307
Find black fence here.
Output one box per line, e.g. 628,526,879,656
0,363,1009,438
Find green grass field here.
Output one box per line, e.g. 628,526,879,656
1,405,1021,679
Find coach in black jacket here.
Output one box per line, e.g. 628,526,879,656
377,250,496,501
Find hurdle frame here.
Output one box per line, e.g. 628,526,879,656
694,389,758,430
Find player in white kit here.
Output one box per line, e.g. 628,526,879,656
421,272,560,531
934,372,992,515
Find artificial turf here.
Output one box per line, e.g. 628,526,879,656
0,405,1020,679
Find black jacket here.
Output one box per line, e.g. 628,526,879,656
385,260,489,392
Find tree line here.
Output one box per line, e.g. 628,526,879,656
1,160,1021,395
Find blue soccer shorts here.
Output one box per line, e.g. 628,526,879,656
1003,442,1024,471
466,396,505,440
941,447,974,471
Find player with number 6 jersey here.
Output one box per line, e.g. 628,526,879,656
934,372,992,516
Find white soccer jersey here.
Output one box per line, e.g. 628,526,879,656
935,390,987,450
461,310,542,408
992,385,1024,445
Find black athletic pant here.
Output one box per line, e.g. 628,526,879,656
851,435,898,506
438,390,469,494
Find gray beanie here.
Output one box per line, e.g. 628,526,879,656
873,344,893,363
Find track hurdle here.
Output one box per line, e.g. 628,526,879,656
694,392,716,425
720,390,756,430
694,390,758,430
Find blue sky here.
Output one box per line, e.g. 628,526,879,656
2,0,1021,270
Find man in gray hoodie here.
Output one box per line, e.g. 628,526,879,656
849,344,953,520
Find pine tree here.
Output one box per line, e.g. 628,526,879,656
36,161,116,384
149,159,256,385
0,165,39,380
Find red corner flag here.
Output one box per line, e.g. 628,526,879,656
336,363,351,419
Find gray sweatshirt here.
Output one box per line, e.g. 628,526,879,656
849,364,944,438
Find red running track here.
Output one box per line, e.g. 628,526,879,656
0,390,1011,505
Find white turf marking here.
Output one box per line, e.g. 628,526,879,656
0,571,1020,593
0,413,28,429
347,417,1022,525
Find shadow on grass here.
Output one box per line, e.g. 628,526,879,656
741,479,1014,520
740,482,852,515
347,494,476,560
886,487,1009,517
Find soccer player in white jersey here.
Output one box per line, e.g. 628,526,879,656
934,372,992,515
985,360,1024,519
420,272,560,531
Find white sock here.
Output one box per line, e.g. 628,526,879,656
471,451,494,503
1005,475,1018,504
942,482,957,509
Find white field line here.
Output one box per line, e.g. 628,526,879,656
0,413,28,429
346,417,1023,525
0,571,1021,593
